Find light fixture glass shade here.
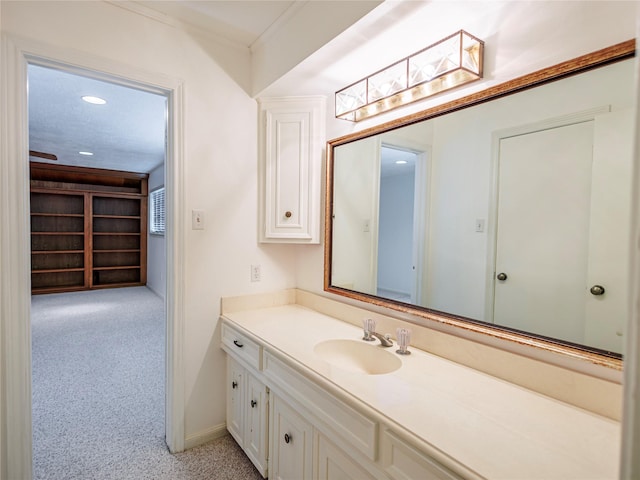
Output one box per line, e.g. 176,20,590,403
335,30,484,122
335,79,367,121
368,60,407,102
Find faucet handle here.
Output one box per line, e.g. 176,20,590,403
363,318,376,341
396,327,412,355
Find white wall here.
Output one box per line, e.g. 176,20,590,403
331,137,378,293
147,164,166,299
1,0,298,454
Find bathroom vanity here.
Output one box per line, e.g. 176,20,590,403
221,291,620,480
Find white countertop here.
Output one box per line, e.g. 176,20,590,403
222,304,620,479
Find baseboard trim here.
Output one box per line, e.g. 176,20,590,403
184,423,228,450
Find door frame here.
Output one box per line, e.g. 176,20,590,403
485,106,612,323
0,34,186,478
378,139,431,305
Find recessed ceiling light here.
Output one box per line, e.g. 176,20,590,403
395,160,408,165
81,95,106,105
79,151,94,156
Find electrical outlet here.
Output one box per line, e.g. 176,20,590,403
251,264,261,282
192,210,205,230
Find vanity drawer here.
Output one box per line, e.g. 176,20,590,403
263,350,378,460
380,429,465,480
222,321,262,371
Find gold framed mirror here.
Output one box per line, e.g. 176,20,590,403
325,40,635,370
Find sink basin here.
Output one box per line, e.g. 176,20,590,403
313,339,402,375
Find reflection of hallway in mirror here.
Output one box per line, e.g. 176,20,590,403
377,288,411,303
376,146,418,303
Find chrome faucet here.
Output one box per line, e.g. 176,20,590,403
367,331,394,347
362,318,394,347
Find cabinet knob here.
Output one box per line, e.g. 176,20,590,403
496,272,508,281
590,285,605,296
284,433,291,444
285,211,292,218
251,400,257,408
232,381,238,389
233,340,244,348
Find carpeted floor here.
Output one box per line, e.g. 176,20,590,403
31,286,262,480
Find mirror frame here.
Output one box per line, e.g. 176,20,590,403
324,39,635,371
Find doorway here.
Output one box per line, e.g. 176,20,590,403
377,143,430,306
28,63,169,475
1,36,186,478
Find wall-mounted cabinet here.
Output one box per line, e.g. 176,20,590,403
30,163,148,294
258,96,325,244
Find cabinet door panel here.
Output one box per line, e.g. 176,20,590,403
270,394,313,480
381,429,462,480
245,372,268,476
226,358,244,447
259,97,324,244
316,433,381,480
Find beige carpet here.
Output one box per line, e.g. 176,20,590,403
31,286,262,480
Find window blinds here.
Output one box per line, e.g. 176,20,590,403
150,187,165,235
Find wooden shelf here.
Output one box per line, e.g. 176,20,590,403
31,212,84,218
92,249,140,253
32,268,85,274
32,286,86,294
93,266,141,271
32,250,84,255
93,232,141,236
31,232,84,235
90,282,143,290
93,214,141,219
30,163,148,294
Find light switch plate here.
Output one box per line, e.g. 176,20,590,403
192,209,205,230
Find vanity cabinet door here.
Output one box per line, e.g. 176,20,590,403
226,357,269,477
226,357,245,447
380,429,462,480
258,96,325,244
244,371,269,476
270,393,313,480
316,432,382,480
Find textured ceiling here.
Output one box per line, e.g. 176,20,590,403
28,64,167,174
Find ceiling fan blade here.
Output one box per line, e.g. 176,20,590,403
29,150,58,161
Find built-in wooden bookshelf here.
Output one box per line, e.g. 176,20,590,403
30,162,148,294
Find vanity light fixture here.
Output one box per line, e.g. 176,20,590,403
395,160,408,165
335,30,484,122
81,95,106,105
